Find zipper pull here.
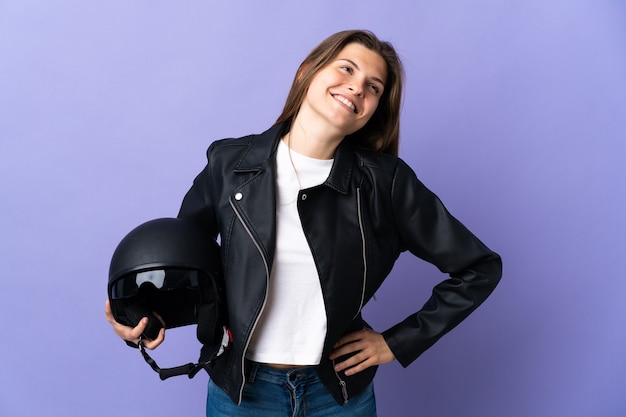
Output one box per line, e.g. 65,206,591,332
339,380,349,404
332,358,349,403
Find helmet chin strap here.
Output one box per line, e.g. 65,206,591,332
137,326,231,380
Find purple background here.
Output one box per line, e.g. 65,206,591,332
1,1,625,416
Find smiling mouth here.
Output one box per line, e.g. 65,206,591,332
333,94,357,113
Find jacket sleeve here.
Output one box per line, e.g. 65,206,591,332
176,142,220,239
381,159,502,367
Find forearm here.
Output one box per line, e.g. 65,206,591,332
383,252,502,367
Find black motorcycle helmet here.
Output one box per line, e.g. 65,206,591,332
108,217,228,379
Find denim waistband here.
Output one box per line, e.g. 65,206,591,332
245,360,319,384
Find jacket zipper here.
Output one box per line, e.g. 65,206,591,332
332,359,349,404
353,187,367,319
330,188,367,405
229,189,363,405
229,197,270,405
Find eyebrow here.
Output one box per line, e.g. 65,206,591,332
338,58,386,86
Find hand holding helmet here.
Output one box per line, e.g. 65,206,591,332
105,217,228,379
104,299,165,350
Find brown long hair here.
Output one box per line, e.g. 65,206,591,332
276,30,404,156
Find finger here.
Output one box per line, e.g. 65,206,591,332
329,339,366,360
105,299,131,335
342,356,376,376
332,331,395,375
330,329,374,359
104,300,116,323
142,327,165,350
105,300,147,341
127,317,149,340
333,329,367,348
335,347,383,376
152,310,167,327
105,300,167,349
334,350,369,372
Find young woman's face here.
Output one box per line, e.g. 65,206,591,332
301,43,387,137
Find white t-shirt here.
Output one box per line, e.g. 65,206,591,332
246,139,333,365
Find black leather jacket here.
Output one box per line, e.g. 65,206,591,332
177,123,502,405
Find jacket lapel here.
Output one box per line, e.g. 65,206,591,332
229,124,283,268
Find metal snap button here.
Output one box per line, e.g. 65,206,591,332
301,194,307,200
234,192,243,201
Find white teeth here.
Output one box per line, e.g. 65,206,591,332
334,95,356,112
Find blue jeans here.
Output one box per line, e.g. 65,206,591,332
206,363,377,416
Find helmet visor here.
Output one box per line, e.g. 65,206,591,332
111,268,204,299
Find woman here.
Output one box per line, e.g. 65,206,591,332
105,29,502,416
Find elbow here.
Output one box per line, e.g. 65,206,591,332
483,251,503,292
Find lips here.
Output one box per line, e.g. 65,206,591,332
332,94,357,113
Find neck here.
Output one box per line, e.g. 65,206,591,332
285,115,343,160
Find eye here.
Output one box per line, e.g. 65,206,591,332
340,65,353,74
370,84,380,95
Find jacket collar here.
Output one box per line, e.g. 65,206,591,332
324,140,354,194
234,123,355,194
233,123,283,172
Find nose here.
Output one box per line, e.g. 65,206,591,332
348,74,365,97
348,80,364,97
